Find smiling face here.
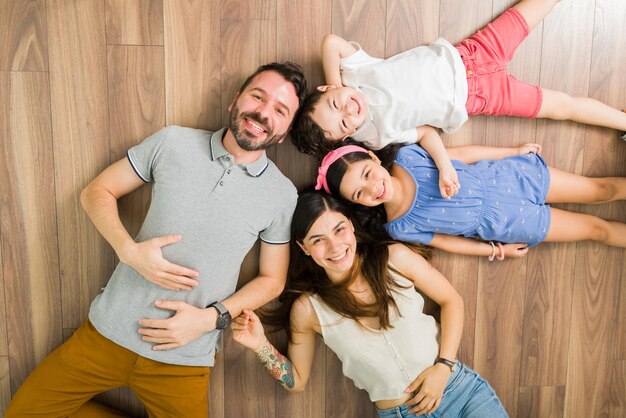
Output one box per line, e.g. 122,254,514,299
228,70,300,151
309,85,369,142
298,209,357,282
338,158,393,207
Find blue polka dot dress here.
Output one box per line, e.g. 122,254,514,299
384,145,551,247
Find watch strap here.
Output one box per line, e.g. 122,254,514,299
209,301,228,316
434,357,455,372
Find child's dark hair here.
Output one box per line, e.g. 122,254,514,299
290,90,336,158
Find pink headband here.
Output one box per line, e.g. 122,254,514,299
315,145,369,194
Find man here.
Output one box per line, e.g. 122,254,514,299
6,62,307,417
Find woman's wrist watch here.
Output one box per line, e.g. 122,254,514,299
208,302,232,330
434,357,456,372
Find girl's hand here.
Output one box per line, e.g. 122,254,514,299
503,243,529,258
517,143,542,156
231,309,267,352
439,165,461,200
404,364,451,415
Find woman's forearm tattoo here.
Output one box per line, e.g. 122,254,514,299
256,341,296,389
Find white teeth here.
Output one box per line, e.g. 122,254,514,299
247,118,265,132
330,249,347,261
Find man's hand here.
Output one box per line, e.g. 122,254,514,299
138,300,216,350
439,164,461,200
121,235,200,291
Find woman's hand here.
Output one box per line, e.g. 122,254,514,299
439,164,461,200
231,309,267,352
516,143,542,156
404,363,451,415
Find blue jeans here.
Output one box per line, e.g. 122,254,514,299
376,362,508,418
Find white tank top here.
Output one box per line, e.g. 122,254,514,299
307,270,440,401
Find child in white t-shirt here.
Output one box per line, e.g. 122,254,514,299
291,0,626,157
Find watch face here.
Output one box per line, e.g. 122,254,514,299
216,313,232,330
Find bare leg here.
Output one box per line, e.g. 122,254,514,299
545,207,626,247
513,0,560,31
537,89,626,131
546,166,626,204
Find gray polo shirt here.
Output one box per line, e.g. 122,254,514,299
89,126,297,366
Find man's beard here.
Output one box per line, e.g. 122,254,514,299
229,105,286,151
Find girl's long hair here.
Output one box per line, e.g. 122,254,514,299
262,189,431,341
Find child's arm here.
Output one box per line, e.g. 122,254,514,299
321,34,357,86
446,143,542,165
416,126,460,200
231,302,317,393
429,234,530,259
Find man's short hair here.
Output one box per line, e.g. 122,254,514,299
239,62,308,109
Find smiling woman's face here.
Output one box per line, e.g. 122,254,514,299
298,209,357,282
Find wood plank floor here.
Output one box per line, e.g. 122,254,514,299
0,1,624,417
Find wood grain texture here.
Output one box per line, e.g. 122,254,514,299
105,0,164,46
275,0,332,190
0,72,63,391
1,1,625,417
0,231,6,357
47,0,114,329
474,259,526,416
0,357,10,414
107,45,164,238
164,0,222,130
223,327,276,418
0,0,47,71
610,360,626,418
220,18,277,128
221,0,276,20
332,0,385,57
518,385,565,418
565,243,621,417
432,253,479,366
386,0,439,55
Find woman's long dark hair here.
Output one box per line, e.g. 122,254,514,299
262,189,431,341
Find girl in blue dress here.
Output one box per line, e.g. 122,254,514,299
314,144,626,259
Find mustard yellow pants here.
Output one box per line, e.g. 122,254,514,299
5,321,211,418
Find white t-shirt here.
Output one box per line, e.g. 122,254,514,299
340,39,468,149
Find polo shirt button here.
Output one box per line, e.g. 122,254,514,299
219,181,224,186
225,156,230,161
227,169,231,174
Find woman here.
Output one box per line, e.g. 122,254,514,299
232,190,508,417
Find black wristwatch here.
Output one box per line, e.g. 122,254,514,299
208,302,232,330
434,357,456,372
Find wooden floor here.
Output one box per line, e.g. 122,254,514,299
1,0,625,417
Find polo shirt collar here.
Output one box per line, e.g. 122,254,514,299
209,128,269,177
